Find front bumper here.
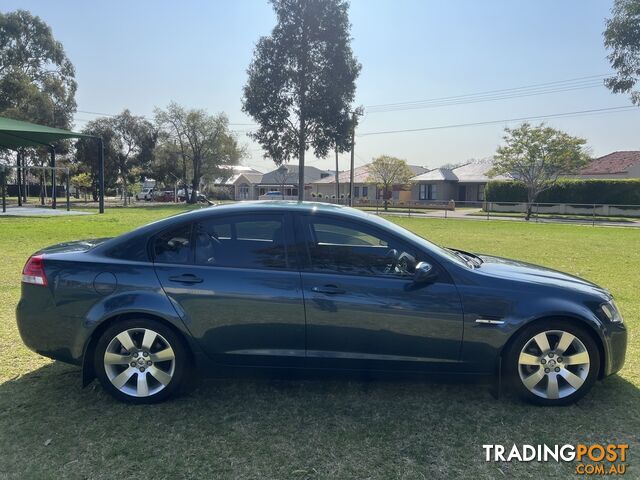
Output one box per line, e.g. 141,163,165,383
603,322,627,377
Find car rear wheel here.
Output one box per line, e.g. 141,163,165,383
506,320,600,406
94,319,188,403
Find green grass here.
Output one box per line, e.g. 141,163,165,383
467,210,638,223
0,207,638,479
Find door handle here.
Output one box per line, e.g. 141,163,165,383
168,274,203,284
311,285,346,295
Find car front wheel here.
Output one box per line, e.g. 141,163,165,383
506,320,600,406
94,319,189,403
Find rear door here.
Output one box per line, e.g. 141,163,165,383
153,212,306,367
296,213,464,372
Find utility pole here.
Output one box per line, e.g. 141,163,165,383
348,112,356,206
348,107,363,207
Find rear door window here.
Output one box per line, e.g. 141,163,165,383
153,224,192,264
194,214,289,269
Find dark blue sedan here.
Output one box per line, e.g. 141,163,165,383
16,201,627,405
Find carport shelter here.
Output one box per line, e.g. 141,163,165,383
0,116,105,213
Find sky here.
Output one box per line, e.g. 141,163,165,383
4,0,639,172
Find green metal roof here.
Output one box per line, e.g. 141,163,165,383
0,115,94,149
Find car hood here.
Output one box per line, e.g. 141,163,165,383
477,254,611,299
35,238,113,255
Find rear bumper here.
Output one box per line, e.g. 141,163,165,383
16,285,86,365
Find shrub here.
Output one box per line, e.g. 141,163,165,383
485,179,640,205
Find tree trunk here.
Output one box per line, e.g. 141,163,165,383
123,176,128,206
40,171,45,206
525,190,535,221
189,156,200,204
190,177,199,204
383,186,389,211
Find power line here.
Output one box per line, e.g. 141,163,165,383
357,105,638,137
366,81,604,113
75,109,256,126
365,74,608,111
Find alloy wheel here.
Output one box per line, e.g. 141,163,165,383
103,328,176,398
517,329,590,400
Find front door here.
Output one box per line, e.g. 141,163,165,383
153,212,306,367
458,185,467,202
295,214,464,372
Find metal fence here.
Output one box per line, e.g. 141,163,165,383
311,198,640,225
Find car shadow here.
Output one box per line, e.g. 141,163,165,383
1,362,639,478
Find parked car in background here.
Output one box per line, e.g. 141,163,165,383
177,188,208,203
154,190,176,202
135,188,154,201
259,190,284,200
16,202,626,405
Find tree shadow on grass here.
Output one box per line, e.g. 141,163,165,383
0,362,638,479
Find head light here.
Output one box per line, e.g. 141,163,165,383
601,301,623,323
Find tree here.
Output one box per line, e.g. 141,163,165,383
0,10,77,128
71,172,92,200
155,102,242,203
273,165,296,197
488,123,590,220
74,111,155,205
367,155,414,211
604,0,640,105
110,110,156,205
151,139,184,191
74,118,119,201
242,0,361,201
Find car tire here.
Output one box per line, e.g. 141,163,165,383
505,319,600,406
94,318,189,404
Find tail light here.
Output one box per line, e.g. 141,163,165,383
22,255,48,286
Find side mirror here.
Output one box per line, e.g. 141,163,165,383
414,261,437,284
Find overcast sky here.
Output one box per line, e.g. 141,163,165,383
5,0,639,172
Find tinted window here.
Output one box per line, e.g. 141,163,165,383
304,217,418,278
153,224,192,264
195,215,288,269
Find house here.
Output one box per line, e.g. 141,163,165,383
212,165,333,200
312,163,428,202
205,165,264,200
256,165,333,199
575,151,640,179
410,159,509,203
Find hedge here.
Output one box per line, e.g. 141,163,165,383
485,179,640,205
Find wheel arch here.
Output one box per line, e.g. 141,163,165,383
81,311,196,387
498,314,606,380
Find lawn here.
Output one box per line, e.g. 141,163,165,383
0,206,637,479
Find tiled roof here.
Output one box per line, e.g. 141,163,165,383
581,151,640,175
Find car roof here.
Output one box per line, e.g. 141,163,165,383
178,200,362,219
96,201,372,258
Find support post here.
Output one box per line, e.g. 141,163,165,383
66,168,70,211
335,146,340,201
50,147,57,209
98,138,105,214
1,166,6,213
17,150,22,207
21,151,27,203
